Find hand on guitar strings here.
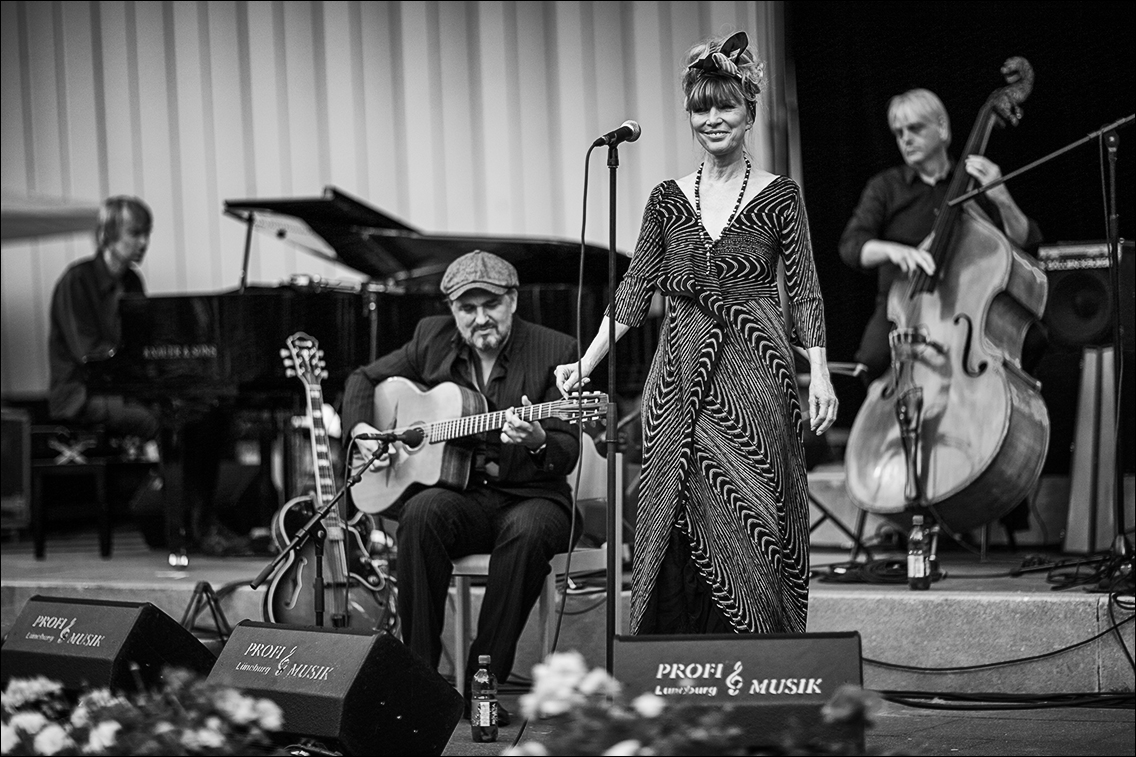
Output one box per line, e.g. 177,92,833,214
501,395,548,451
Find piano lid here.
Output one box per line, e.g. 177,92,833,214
224,185,626,289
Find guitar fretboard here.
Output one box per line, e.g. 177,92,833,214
427,401,577,443
305,385,343,536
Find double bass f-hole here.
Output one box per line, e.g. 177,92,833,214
952,313,989,378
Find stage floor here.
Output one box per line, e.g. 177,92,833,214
2,523,1133,756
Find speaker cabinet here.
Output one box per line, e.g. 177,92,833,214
613,632,865,752
207,621,463,756
0,596,216,694
1040,240,1134,349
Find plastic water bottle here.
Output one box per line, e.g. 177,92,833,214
907,515,931,590
470,654,499,742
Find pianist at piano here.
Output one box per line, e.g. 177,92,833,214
48,196,160,442
47,194,252,558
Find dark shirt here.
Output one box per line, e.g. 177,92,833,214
838,162,1044,382
340,315,582,511
839,163,1043,296
48,253,144,420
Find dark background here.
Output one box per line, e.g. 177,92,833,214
787,1,1135,472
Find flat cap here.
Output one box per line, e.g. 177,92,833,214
440,250,519,299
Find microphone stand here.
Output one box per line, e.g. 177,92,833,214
949,113,1134,571
604,144,621,672
250,443,389,627
1102,129,1131,567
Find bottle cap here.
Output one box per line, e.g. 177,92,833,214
478,654,491,665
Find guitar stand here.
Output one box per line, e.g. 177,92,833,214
808,493,874,563
250,442,388,627
180,581,233,644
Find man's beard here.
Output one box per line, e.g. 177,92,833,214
464,323,510,352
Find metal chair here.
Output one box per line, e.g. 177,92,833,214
450,433,622,683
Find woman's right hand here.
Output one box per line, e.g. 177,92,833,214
554,363,591,397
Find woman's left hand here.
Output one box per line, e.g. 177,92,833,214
808,372,838,435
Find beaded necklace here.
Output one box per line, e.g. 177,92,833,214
694,153,751,256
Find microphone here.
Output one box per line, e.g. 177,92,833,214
593,120,641,147
355,428,426,446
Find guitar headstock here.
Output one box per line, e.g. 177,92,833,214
282,332,328,389
550,392,610,425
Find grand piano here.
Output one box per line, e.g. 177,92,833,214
87,186,643,564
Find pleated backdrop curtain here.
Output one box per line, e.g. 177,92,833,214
0,1,793,396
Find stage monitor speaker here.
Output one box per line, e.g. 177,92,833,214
613,632,864,752
1040,240,1134,349
207,620,463,756
0,595,216,694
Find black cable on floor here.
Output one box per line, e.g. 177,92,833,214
878,689,1134,711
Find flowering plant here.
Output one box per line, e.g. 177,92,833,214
506,651,887,756
1,668,284,756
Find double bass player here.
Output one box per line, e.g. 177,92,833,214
840,87,1047,540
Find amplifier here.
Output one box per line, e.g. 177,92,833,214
1038,240,1127,271
1038,240,1133,349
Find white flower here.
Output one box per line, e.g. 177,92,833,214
1,722,20,754
630,693,667,718
254,699,284,731
7,711,48,735
31,723,73,755
85,720,121,752
2,677,63,711
181,727,226,750
603,739,643,755
521,651,594,719
578,668,621,698
215,689,258,725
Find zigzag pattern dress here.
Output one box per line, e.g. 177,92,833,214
612,175,827,635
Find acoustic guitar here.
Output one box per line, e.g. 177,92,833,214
263,332,390,629
349,376,608,514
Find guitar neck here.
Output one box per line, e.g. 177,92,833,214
428,401,562,443
303,385,342,527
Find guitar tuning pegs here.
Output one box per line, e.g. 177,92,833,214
279,348,289,358
285,368,296,377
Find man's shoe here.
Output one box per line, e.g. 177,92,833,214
196,523,253,557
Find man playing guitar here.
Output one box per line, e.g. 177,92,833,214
340,250,591,725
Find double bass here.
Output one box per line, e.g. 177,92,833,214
845,58,1051,534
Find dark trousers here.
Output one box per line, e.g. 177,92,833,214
394,486,575,692
78,394,160,440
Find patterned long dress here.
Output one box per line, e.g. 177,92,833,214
611,175,827,635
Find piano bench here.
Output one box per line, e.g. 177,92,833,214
30,424,115,560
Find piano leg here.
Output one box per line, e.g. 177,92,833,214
159,423,190,568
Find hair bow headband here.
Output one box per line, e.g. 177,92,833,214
688,30,749,78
